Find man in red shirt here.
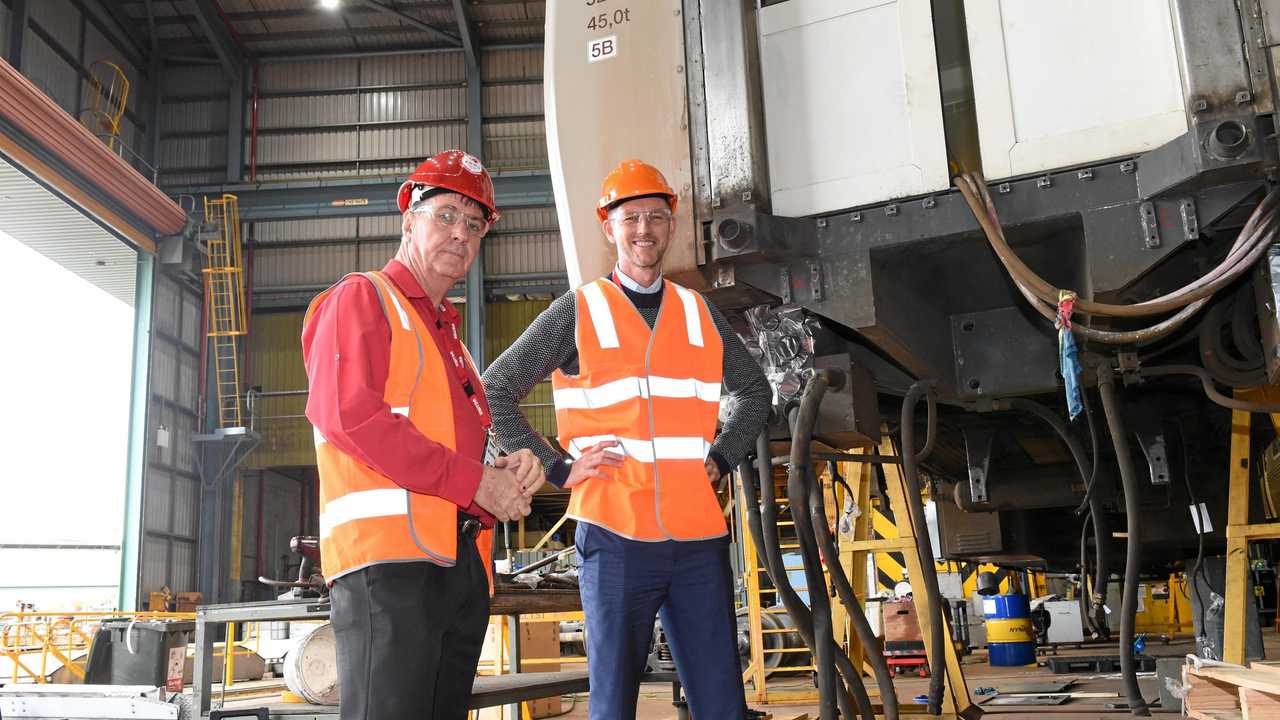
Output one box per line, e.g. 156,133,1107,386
303,150,545,720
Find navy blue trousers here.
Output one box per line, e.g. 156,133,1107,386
576,522,746,720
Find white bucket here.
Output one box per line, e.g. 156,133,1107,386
284,621,340,705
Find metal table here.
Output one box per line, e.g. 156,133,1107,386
192,598,329,717
192,593,675,719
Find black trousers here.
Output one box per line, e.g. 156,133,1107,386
330,528,490,720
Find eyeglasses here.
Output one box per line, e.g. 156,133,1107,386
612,209,673,227
409,203,489,236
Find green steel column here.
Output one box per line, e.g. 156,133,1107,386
118,252,155,611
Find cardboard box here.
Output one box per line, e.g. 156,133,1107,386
175,592,202,612
477,620,562,719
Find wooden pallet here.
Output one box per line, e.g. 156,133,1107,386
1184,660,1280,720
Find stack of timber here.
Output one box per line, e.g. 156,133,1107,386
1183,658,1280,719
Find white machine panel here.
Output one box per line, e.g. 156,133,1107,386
760,0,950,217
965,0,1188,179
1043,600,1085,644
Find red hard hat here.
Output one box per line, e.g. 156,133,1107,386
396,150,500,222
597,159,678,221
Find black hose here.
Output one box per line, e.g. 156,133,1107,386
1199,299,1266,386
1080,391,1111,638
749,436,868,720
1073,387,1102,516
1177,425,1211,656
901,381,947,715
1231,282,1263,360
1138,365,1280,412
789,376,874,720
1079,512,1098,637
1005,396,1111,636
1097,367,1150,717
810,461,901,720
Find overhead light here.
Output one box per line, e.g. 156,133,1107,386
319,0,340,9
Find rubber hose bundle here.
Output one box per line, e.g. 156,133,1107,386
1198,290,1267,387
1096,367,1150,717
748,434,872,720
956,172,1280,344
901,380,947,715
788,374,876,720
806,454,901,720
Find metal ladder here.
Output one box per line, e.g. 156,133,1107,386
202,194,247,429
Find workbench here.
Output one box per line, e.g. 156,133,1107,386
192,593,682,719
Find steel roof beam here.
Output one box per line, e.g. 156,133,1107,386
189,0,243,78
350,0,461,47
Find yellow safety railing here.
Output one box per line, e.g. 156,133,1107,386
219,620,266,692
79,60,130,152
0,611,194,684
203,194,248,428
737,463,823,706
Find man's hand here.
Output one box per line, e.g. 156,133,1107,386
565,441,624,488
705,459,721,486
496,449,546,497
473,465,532,522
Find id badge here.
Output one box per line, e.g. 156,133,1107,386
483,429,502,466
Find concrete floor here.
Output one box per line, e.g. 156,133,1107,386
552,632,1263,718
213,630,1277,718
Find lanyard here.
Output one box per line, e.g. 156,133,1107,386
433,304,492,430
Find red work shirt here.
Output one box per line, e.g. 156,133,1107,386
302,259,494,525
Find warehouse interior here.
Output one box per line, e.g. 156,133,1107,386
9,1,1280,719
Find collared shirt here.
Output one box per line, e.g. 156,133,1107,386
613,264,663,294
302,259,492,525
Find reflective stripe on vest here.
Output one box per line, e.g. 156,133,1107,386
552,278,725,541
305,271,479,582
552,376,721,410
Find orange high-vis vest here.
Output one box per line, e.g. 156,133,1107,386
552,278,726,541
305,271,493,586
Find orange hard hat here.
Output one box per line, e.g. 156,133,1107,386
397,149,500,222
596,159,678,221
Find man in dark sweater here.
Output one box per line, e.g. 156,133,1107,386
482,159,770,718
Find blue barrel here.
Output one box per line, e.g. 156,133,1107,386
982,593,1036,666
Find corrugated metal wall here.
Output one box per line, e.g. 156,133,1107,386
246,312,311,469
247,300,560,470
233,47,561,304
0,6,10,60
16,3,153,176
160,66,229,187
237,469,306,601
139,269,203,601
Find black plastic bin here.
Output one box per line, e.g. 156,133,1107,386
83,619,196,687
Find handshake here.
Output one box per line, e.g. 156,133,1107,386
473,448,545,522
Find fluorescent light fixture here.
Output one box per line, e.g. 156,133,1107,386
320,0,341,9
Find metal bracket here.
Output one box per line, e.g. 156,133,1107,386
1180,198,1200,240
810,261,823,302
962,427,995,504
1140,201,1160,248
779,266,792,304
1130,416,1171,486
714,263,735,289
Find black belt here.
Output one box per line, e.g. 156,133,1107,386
458,515,481,539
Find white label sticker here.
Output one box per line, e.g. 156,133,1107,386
1190,502,1213,534
588,35,618,63
165,647,185,692
461,153,483,175
982,599,996,616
